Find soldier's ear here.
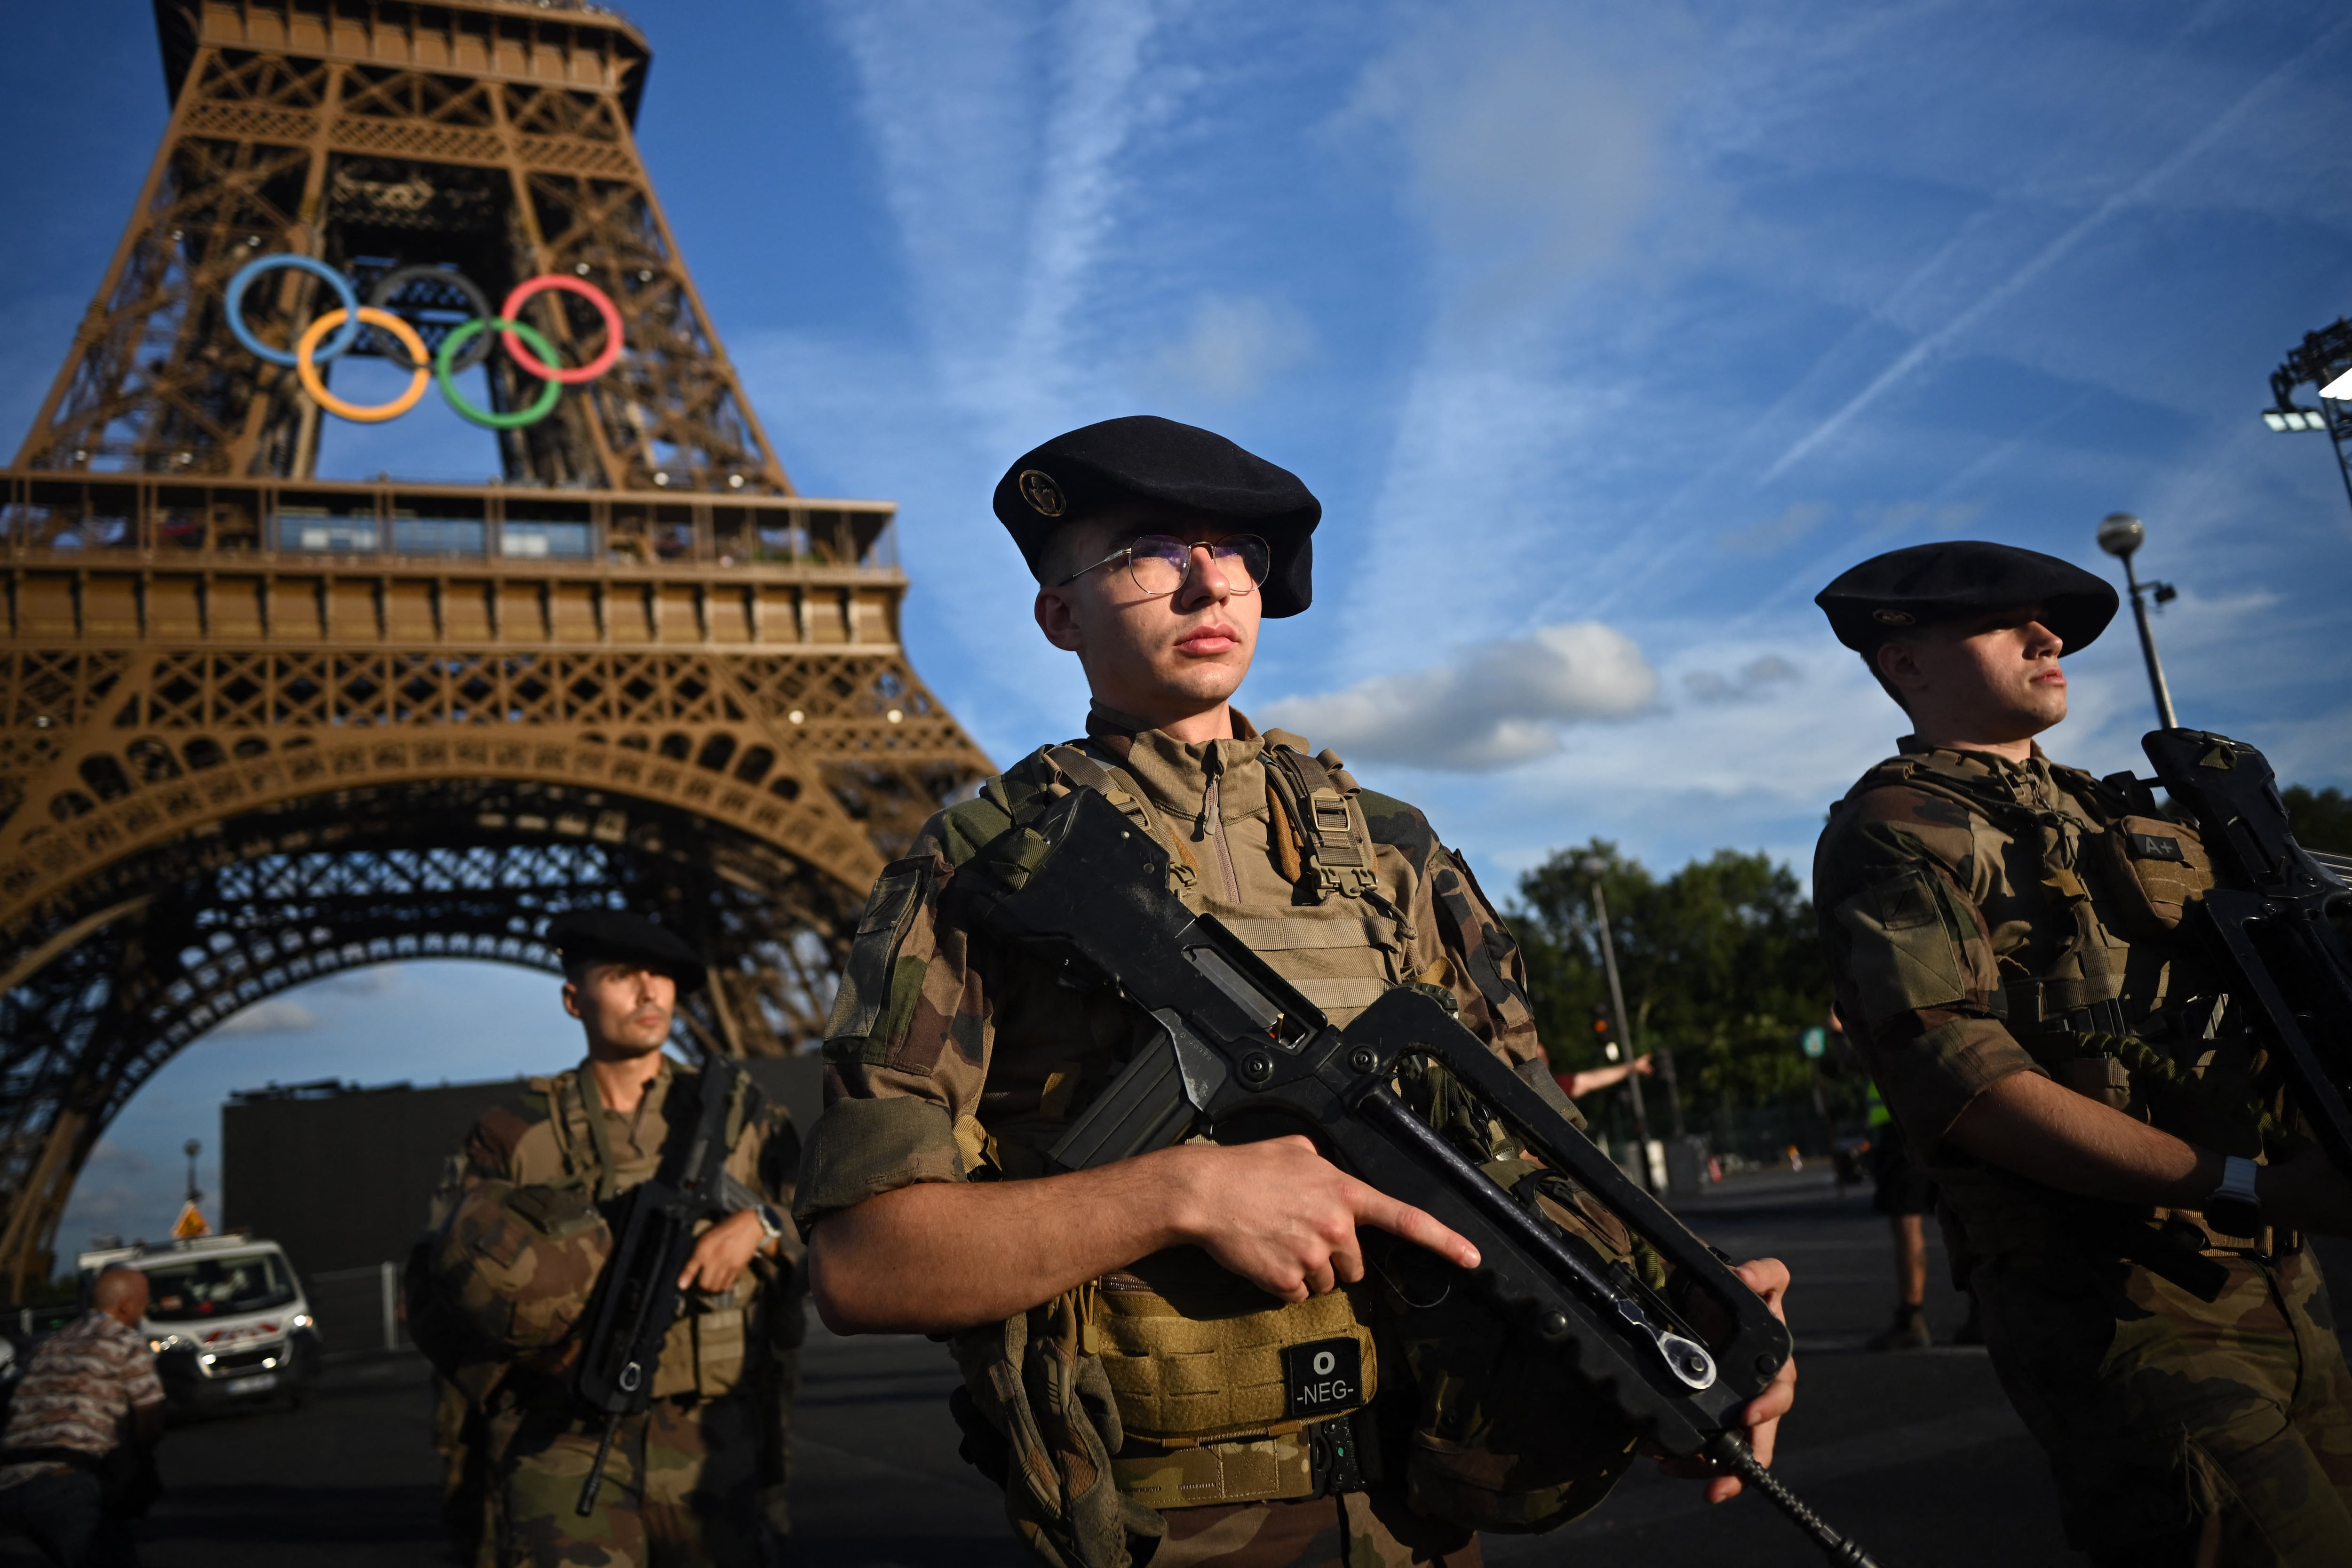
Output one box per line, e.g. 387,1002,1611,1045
560,980,584,1020
1034,585,1086,653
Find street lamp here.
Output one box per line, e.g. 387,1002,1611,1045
1581,856,1667,1193
2095,512,2179,731
184,1138,202,1206
2262,316,2352,520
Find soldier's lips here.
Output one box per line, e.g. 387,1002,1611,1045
1175,624,1241,656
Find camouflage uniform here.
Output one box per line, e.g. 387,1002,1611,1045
1816,737,2352,1564
459,1057,804,1568
797,706,1649,1568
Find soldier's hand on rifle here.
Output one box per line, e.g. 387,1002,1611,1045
678,1208,770,1294
1170,1135,1480,1304
1651,1257,1797,1504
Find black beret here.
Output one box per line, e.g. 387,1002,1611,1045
992,415,1321,618
1816,541,2119,654
544,910,707,994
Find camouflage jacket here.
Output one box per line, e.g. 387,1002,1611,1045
795,705,1555,1227
1814,736,2272,1262
461,1056,798,1402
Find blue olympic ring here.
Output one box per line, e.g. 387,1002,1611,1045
226,255,363,367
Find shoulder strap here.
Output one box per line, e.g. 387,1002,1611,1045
573,1069,623,1203
1041,742,1201,887
1259,740,1378,902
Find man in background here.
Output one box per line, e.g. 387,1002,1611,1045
0,1266,165,1567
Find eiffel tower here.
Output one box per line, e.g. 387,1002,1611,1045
0,0,992,1289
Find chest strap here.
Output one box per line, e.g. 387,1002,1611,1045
1261,741,1378,902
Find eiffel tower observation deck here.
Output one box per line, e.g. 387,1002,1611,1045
0,0,993,1288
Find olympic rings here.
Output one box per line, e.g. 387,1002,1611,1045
229,254,625,426
436,318,565,429
228,255,362,366
296,308,432,422
500,275,624,384
367,264,497,374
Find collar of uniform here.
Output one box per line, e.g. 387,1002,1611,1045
1894,737,2069,812
575,1053,675,1120
1896,734,2053,776
1110,722,1270,825
1084,700,1261,743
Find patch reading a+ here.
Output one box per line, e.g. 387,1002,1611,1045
1017,468,1065,517
1282,1337,1364,1418
2127,832,2187,864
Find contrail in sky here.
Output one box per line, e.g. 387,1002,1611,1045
1756,14,2351,486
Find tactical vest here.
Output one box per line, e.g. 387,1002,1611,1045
1841,756,2293,1264
941,735,1408,1510
538,1067,766,1401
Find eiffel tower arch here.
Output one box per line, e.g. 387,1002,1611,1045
0,0,993,1289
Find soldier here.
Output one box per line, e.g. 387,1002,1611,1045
1812,541,2352,1565
427,911,804,1568
797,415,1797,1568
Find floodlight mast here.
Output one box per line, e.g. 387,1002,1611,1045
2262,317,2352,520
2095,512,2179,731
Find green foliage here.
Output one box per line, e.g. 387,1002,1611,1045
1512,839,1831,1116
2284,784,2352,855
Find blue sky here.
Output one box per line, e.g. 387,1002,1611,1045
6,0,2350,1245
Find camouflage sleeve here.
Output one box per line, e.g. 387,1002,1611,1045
1815,784,2043,1151
794,808,997,1234
1362,789,1546,1071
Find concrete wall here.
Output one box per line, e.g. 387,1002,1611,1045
221,1056,825,1282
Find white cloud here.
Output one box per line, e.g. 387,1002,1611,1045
1259,621,1657,772
1147,294,1312,402
214,998,320,1036
1683,654,1801,704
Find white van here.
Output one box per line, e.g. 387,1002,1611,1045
77,1234,321,1413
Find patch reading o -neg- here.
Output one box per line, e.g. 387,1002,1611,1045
1281,1337,1365,1418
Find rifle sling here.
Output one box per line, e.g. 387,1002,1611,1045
576,1067,623,1203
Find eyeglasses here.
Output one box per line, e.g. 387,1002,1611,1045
1056,534,1270,597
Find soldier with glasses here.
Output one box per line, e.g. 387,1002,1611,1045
797,415,1799,1568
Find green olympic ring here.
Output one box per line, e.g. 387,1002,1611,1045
436,317,566,429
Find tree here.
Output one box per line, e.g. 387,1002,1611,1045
1513,840,1831,1119
2283,785,2352,855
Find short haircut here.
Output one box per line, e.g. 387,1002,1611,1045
1034,514,1128,587
93,1266,147,1313
1861,645,1910,713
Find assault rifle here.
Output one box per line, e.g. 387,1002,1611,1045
2138,729,2352,1175
570,1055,742,1515
973,789,1882,1567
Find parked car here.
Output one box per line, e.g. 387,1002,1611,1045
77,1234,321,1413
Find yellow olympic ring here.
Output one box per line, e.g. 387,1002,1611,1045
295,307,431,422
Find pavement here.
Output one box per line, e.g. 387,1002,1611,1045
4,1165,2342,1567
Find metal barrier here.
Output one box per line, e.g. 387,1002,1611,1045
305,1262,407,1354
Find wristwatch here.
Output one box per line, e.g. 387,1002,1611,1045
749,1202,788,1246
2203,1154,2263,1239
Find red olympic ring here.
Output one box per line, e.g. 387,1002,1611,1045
500,276,625,384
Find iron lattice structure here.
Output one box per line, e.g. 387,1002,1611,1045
0,0,995,1287
2267,318,2352,519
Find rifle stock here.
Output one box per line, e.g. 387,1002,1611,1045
977,789,1880,1567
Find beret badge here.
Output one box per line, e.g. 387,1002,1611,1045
1871,608,1915,626
1017,469,1066,518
